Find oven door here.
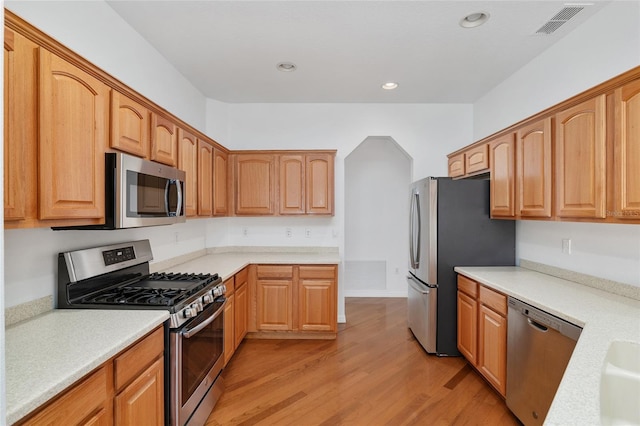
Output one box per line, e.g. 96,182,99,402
170,300,225,426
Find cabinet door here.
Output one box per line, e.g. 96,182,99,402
448,153,465,178
516,118,552,218
4,29,37,222
150,113,178,167
115,358,164,426
213,148,229,216
299,279,335,332
614,79,640,219
306,153,334,215
197,140,213,216
490,133,516,218
465,144,490,175
39,49,108,221
223,292,236,365
555,95,607,219
234,282,248,346
177,128,198,217
256,279,293,330
234,154,276,215
279,154,305,214
478,305,507,396
457,291,478,365
110,91,149,158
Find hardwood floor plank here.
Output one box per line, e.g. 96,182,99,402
206,298,519,426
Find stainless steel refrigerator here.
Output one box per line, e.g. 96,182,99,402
407,177,515,356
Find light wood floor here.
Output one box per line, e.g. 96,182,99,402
206,298,520,426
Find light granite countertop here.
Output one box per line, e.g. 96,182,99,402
156,249,342,278
454,266,640,426
5,309,169,425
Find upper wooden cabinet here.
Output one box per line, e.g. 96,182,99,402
448,143,489,178
178,128,199,217
4,29,37,224
213,148,229,216
516,118,552,218
613,78,640,220
234,154,277,215
306,153,334,215
555,95,607,219
38,49,108,221
198,140,214,217
279,154,305,214
110,91,150,158
151,113,178,167
489,134,516,218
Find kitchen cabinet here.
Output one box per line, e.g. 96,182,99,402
516,117,552,218
198,140,214,216
178,128,199,217
223,276,236,366
448,153,465,178
234,154,277,215
298,266,337,332
18,326,164,426
456,274,507,397
251,264,337,336
613,78,640,220
555,95,607,219
213,148,229,216
110,91,150,159
256,265,294,331
279,154,305,214
4,28,37,224
234,268,249,346
151,113,178,167
39,48,108,222
490,133,516,218
456,275,478,364
447,144,489,178
306,153,335,215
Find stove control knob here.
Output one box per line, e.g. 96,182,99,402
193,302,203,313
183,307,196,319
202,293,213,304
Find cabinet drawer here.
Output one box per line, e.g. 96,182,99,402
465,144,489,174
224,276,235,295
479,285,507,316
235,267,248,285
114,327,164,391
457,275,478,298
299,265,336,279
22,366,109,425
256,265,294,279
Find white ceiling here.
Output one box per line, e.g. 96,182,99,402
106,1,610,103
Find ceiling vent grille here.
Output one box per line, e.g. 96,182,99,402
535,6,585,35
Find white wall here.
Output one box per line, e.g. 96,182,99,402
216,102,473,320
344,137,411,297
473,1,640,287
5,1,207,131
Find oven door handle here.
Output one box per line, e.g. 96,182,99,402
182,301,225,339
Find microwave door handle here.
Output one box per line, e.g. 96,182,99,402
164,180,183,217
164,180,170,215
174,180,183,217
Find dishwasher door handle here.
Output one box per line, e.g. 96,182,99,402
528,318,549,332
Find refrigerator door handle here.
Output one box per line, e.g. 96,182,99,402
410,192,421,269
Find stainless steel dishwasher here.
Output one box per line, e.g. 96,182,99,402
506,297,582,426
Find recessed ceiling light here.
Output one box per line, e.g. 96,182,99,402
276,62,297,72
382,82,399,90
460,12,489,28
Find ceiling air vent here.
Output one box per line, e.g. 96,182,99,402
535,5,586,35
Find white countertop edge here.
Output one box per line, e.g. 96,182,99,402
453,266,640,426
6,310,169,425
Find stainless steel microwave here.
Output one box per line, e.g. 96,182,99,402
55,152,186,230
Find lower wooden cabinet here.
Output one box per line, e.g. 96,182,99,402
251,264,337,336
223,268,249,367
456,274,507,396
223,276,236,366
18,326,164,426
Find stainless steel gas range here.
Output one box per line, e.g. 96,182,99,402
57,240,226,426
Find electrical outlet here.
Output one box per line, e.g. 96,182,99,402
562,238,572,254
305,228,311,238
242,227,248,237
286,227,292,238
